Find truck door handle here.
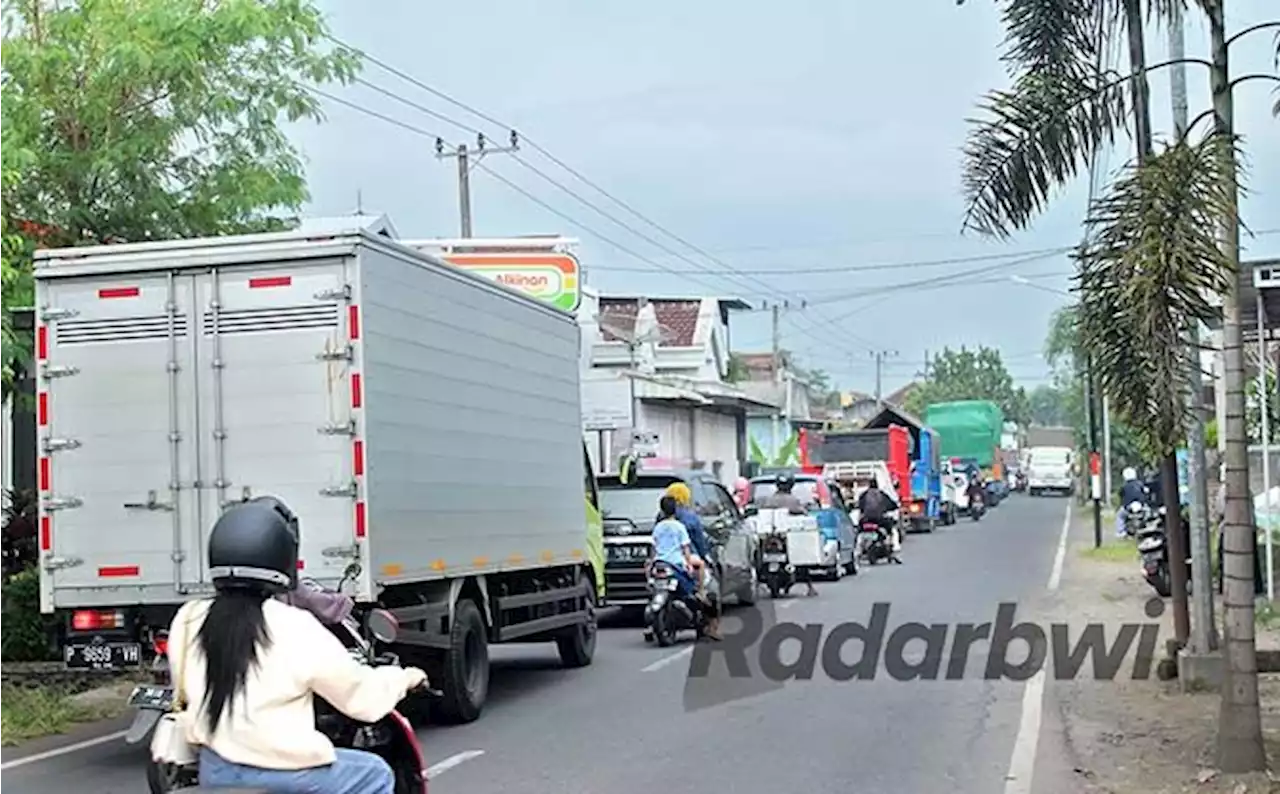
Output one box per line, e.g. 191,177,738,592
124,490,174,511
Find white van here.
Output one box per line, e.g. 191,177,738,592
1026,446,1075,496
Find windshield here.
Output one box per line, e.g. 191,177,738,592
1030,449,1072,467
598,487,667,519
749,480,821,506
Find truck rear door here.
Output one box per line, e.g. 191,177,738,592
193,263,359,586
37,274,200,608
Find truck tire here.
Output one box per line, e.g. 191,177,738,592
556,585,597,668
433,598,489,724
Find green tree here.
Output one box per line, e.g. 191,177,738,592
958,0,1276,770
903,345,1029,424
1027,383,1070,426
0,0,359,382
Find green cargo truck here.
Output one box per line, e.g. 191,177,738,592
924,400,1005,474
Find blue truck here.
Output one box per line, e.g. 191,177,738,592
862,406,949,532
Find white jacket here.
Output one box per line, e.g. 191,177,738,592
168,598,422,769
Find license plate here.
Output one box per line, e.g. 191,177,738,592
607,545,648,562
65,642,141,670
767,562,780,571
763,553,787,563
128,684,174,710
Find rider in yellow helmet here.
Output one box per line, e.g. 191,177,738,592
665,482,692,507
661,482,721,640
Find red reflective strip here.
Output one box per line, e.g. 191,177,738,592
249,276,292,289
98,287,140,299
351,374,363,408
98,565,139,578
353,440,365,476
37,393,48,426
348,305,360,340
355,502,367,538
39,457,50,491
40,516,51,551
36,326,47,360
297,559,305,570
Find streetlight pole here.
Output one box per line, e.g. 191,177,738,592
1011,275,1104,546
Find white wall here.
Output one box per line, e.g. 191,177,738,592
1,396,12,493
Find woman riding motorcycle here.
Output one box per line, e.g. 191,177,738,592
166,498,426,793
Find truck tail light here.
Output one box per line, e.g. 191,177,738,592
71,609,125,631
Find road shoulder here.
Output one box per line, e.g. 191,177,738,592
1033,510,1280,793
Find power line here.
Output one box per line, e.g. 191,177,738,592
589,245,1077,276
326,36,894,351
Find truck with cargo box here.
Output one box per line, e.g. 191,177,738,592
31,226,603,723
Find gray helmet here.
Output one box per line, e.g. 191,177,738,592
207,497,300,593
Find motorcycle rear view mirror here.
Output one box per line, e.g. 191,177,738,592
366,609,399,644
743,505,759,517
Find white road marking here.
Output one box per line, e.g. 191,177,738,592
778,599,799,610
642,646,693,672
1047,501,1072,592
0,729,129,770
1003,503,1072,794
426,749,485,778
1004,669,1048,794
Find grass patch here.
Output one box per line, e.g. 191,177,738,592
0,684,125,746
1257,600,1280,629
1080,537,1137,563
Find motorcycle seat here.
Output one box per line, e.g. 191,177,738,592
172,788,274,793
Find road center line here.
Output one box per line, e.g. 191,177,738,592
426,749,485,778
0,730,129,771
1003,502,1072,794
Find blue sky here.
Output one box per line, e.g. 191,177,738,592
295,1,1280,396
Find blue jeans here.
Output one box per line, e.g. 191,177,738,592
199,746,394,794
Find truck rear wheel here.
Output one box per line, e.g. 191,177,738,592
556,584,597,668
433,598,489,724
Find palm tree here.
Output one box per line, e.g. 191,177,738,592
958,0,1277,773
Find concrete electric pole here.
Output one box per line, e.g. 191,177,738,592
873,350,898,403
436,130,520,238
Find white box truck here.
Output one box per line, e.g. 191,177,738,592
32,226,604,722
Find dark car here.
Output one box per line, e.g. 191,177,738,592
746,473,858,578
596,470,759,611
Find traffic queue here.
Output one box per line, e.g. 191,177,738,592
598,400,1021,648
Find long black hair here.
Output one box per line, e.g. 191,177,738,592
196,586,273,732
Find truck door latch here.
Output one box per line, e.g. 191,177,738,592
124,491,174,511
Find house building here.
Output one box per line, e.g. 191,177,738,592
577,288,772,483
731,353,818,469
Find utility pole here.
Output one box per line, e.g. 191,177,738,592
1169,0,1216,654
1086,354,1103,548
771,303,782,384
1103,395,1113,502
873,349,898,403
436,130,520,238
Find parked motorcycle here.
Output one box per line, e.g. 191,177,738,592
1136,506,1171,597
643,560,712,646
856,520,894,565
128,608,430,794
1122,500,1153,537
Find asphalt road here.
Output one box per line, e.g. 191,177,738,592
2,493,1073,794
